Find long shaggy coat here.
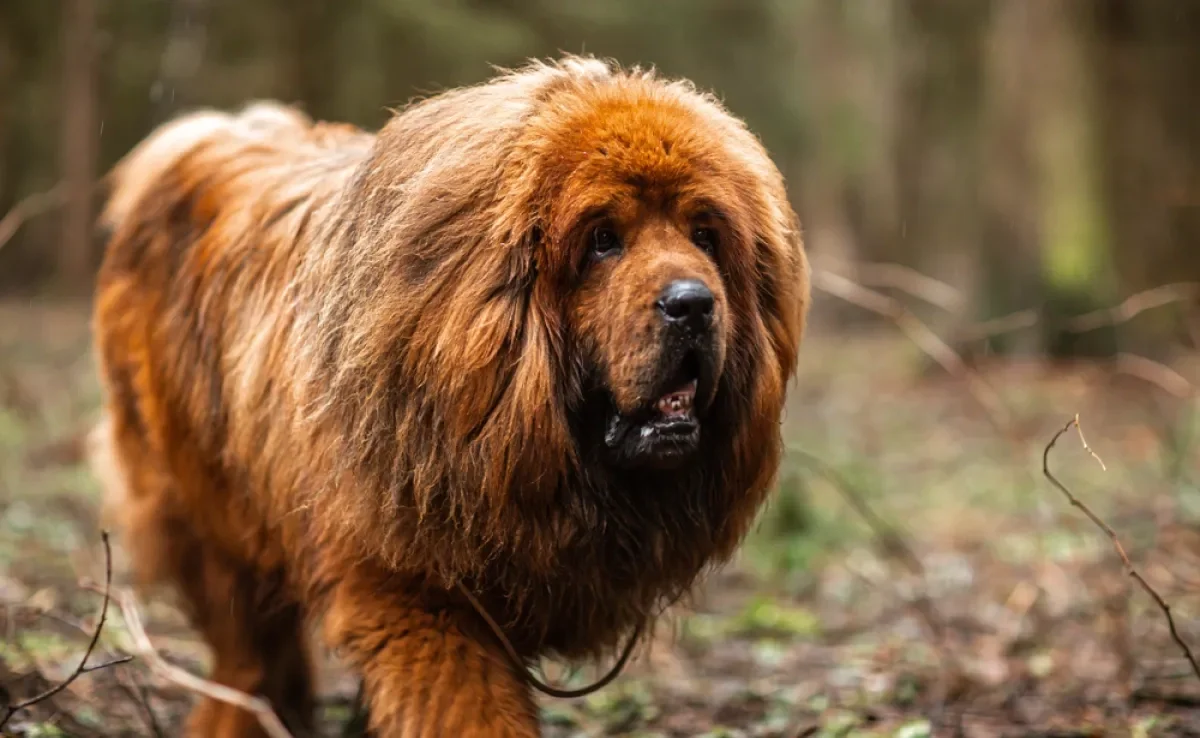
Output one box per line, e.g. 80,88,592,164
90,56,809,737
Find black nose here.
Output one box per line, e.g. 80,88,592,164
656,279,714,331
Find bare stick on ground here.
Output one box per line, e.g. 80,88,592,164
0,531,132,731
1043,415,1200,682
111,588,295,738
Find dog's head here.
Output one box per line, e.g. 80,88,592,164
513,67,808,474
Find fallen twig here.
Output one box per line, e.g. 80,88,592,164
110,588,295,738
0,531,131,731
1042,415,1200,683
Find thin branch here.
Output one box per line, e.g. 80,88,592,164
1114,353,1197,400
850,262,965,312
1042,415,1200,682
1069,413,1107,471
114,669,166,738
814,268,1200,425
956,309,1040,344
824,266,1197,347
786,449,952,646
0,184,66,253
110,588,295,738
813,269,1012,427
1064,283,1200,333
787,446,928,581
0,531,124,730
79,656,134,674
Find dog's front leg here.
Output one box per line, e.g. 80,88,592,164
321,567,540,738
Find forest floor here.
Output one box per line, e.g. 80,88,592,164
1,299,1199,737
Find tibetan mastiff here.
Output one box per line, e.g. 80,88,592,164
90,56,809,737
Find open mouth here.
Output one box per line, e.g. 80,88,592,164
655,379,697,421
650,350,702,427
604,350,708,469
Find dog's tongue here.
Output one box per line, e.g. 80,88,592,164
655,380,697,419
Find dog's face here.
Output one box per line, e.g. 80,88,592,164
569,199,729,469
536,100,752,470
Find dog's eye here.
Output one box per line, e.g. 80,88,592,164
691,226,719,254
590,225,622,258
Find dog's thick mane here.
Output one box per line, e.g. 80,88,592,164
99,56,808,657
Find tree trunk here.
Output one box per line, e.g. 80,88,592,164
1028,0,1118,358
974,0,1118,358
891,0,988,334
60,0,98,289
1088,0,1200,355
0,10,12,216
282,0,340,120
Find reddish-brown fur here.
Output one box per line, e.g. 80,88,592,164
89,57,809,737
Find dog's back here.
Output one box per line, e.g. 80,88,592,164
89,101,377,735
100,101,369,235
93,101,369,524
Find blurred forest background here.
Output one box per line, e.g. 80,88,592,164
3,1,1200,736
3,0,1200,357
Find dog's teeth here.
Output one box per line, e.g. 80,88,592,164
656,390,695,417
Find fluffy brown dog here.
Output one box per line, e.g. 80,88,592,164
89,56,809,737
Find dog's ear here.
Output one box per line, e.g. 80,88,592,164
433,210,572,494
750,198,809,381
718,117,810,381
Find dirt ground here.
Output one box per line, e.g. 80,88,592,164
1,300,1198,737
